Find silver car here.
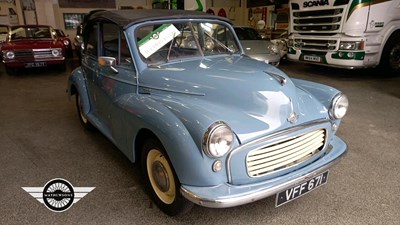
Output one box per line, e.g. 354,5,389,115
234,26,281,66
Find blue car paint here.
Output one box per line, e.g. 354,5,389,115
68,53,344,188
68,68,91,116
67,10,348,208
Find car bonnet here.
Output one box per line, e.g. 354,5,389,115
138,56,327,142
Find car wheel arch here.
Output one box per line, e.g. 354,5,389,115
126,106,223,186
68,71,91,115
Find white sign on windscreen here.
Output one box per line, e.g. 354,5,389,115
138,24,181,58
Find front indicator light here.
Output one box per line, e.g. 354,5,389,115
212,160,222,172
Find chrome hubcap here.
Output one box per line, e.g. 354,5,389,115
152,161,169,192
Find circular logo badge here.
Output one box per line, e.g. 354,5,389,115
42,178,75,212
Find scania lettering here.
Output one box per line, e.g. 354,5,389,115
287,0,400,74
303,0,330,8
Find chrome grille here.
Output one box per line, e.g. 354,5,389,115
14,50,33,57
247,129,326,177
33,49,54,58
293,39,337,51
14,49,56,59
292,8,344,34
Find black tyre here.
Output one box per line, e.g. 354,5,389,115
141,138,194,216
58,61,67,72
380,32,400,76
75,92,94,130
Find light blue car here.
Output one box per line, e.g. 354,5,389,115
67,10,349,216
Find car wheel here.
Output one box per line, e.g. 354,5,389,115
381,32,400,76
75,93,94,130
141,138,194,216
58,61,67,72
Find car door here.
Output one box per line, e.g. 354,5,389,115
97,22,138,152
82,21,104,124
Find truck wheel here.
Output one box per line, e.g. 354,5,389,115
381,32,400,76
141,138,193,216
75,92,94,130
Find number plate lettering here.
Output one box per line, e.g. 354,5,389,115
276,171,329,207
303,55,321,62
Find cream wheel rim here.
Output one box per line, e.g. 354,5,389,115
77,95,88,124
147,149,176,204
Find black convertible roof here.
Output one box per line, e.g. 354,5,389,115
87,9,232,29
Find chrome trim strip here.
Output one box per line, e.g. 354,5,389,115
181,143,346,208
267,71,287,86
138,84,206,96
226,119,329,183
287,58,364,69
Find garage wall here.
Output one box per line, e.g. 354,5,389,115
35,0,55,26
13,0,266,39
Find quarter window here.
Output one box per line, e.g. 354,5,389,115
85,23,98,57
102,23,132,65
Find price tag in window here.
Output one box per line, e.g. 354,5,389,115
138,24,180,58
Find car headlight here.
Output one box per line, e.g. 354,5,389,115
63,40,70,46
288,39,294,47
330,93,349,119
4,51,15,59
203,121,234,158
267,44,279,55
339,41,364,50
52,49,62,57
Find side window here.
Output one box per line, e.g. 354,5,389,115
102,23,119,59
120,35,131,65
102,23,132,65
85,23,98,57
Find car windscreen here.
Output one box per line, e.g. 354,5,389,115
10,27,52,40
0,26,8,34
234,27,262,41
135,21,240,64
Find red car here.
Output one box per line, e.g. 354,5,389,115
54,28,73,58
1,25,66,74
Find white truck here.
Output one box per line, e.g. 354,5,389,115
287,0,400,74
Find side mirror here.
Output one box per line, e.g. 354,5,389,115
98,56,118,73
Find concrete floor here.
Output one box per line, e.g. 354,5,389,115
0,59,399,225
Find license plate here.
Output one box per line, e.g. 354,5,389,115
25,62,47,68
303,55,321,62
275,171,329,207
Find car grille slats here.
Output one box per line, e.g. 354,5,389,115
247,129,326,177
294,39,337,51
14,49,56,58
33,49,55,58
14,50,33,57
